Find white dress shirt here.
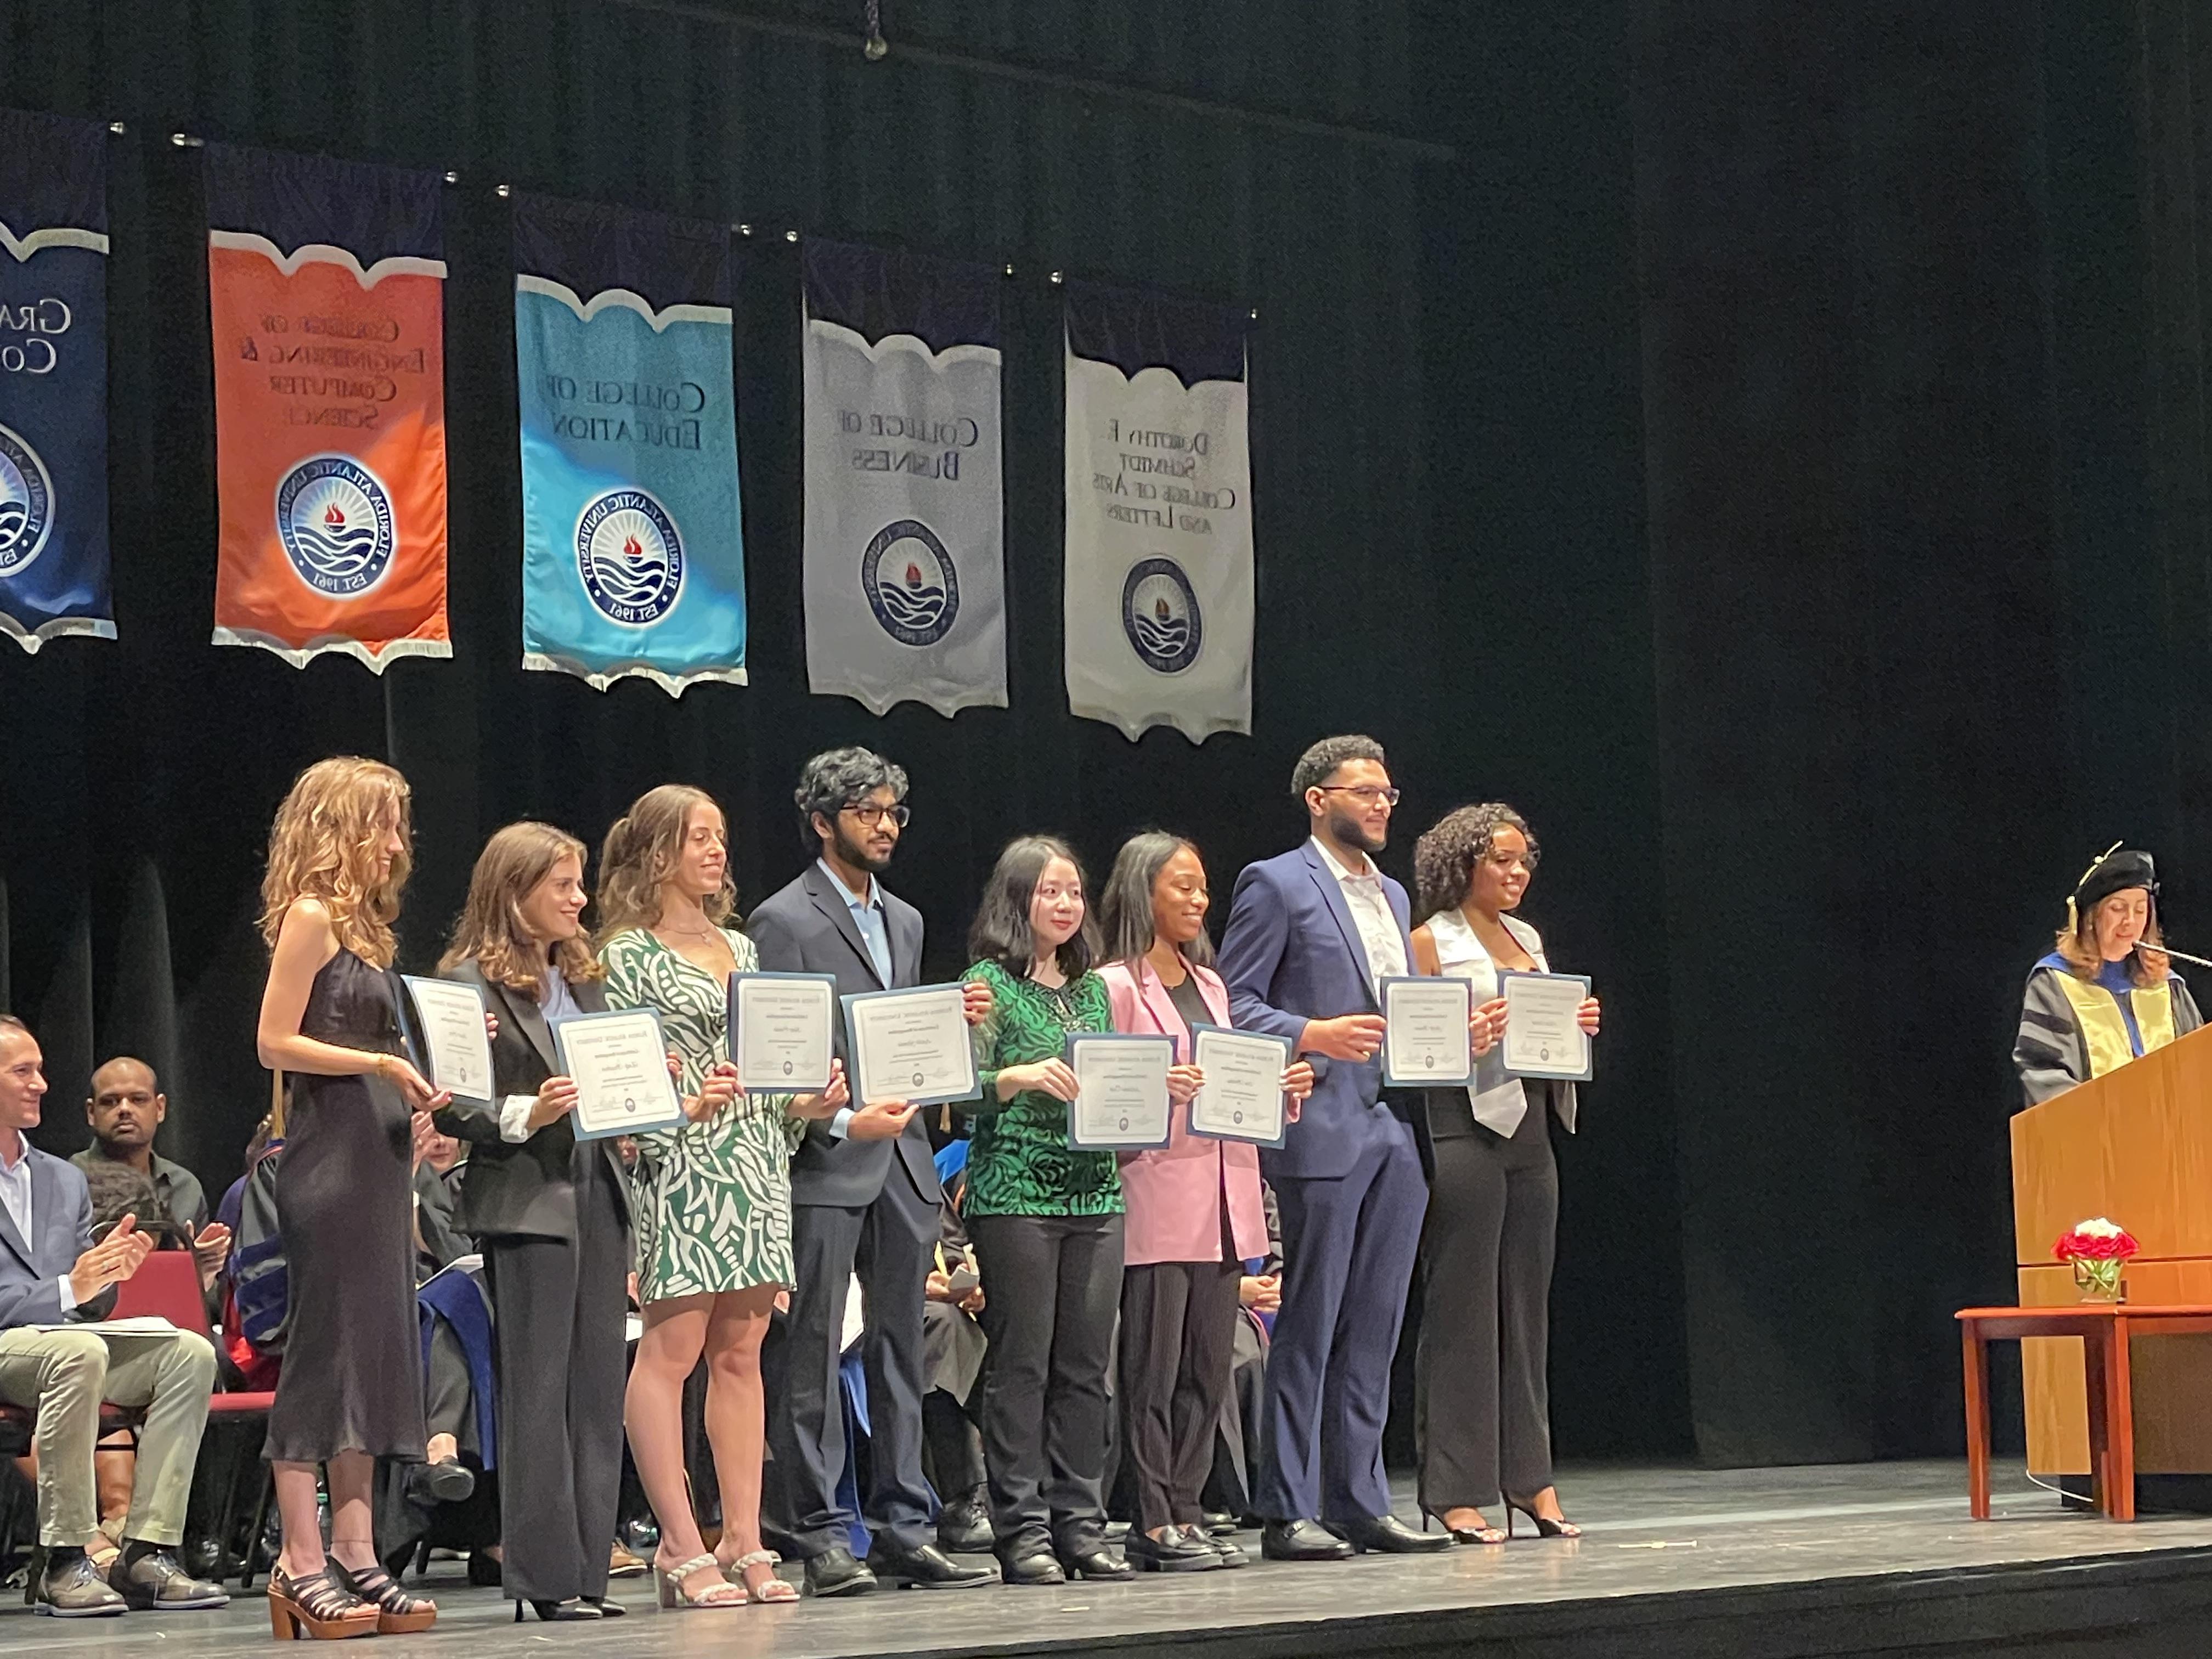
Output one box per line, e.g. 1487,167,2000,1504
1311,836,1408,998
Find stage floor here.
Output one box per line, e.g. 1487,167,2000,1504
10,1460,2212,1658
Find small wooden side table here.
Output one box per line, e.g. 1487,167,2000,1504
1957,1303,2212,1521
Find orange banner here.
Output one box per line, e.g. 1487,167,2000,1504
208,239,449,667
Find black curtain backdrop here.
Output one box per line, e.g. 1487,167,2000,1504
3,0,2207,1469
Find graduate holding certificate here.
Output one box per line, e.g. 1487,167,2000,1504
597,786,849,1612
1097,834,1313,1571
1408,803,1600,1547
958,838,1130,1586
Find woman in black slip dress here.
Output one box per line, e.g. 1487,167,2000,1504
255,758,448,1641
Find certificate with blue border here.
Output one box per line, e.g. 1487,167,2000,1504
1380,974,1474,1087
841,983,979,1108
1498,971,1594,1082
729,970,839,1093
1064,1032,1174,1150
551,1007,688,1140
1187,1024,1293,1149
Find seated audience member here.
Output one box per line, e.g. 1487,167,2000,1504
922,1170,990,1554
74,1059,229,1290
0,1016,228,1615
215,1116,281,1393
1207,1187,1283,1525
410,1126,484,1506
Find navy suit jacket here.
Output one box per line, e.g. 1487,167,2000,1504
1218,841,1418,1180
746,862,939,1210
0,1142,113,1329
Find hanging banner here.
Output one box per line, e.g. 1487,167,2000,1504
514,195,744,694
1063,281,1254,742
206,144,449,669
801,240,1006,717
0,109,113,652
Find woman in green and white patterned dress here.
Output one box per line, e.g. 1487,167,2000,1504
597,785,848,1610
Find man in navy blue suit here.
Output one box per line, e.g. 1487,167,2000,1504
1218,736,1496,1560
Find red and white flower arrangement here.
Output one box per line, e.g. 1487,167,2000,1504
2053,1217,2138,1300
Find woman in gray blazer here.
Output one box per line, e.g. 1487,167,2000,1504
437,823,631,1623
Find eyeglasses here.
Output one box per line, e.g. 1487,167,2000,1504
844,802,911,828
1315,785,1401,807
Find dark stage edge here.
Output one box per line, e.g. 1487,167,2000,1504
14,1462,2212,1659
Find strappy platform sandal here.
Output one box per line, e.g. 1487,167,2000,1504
266,1566,379,1641
653,1554,746,1609
329,1559,438,1634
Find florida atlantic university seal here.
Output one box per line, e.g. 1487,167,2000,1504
862,518,960,646
0,424,55,578
275,456,396,597
1121,556,1201,674
575,488,686,627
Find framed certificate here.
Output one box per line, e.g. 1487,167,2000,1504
1188,1025,1294,1148
551,1008,688,1141
1065,1032,1174,1150
1499,971,1593,1082
400,977,495,1103
729,972,838,1093
1380,975,1474,1087
842,984,979,1108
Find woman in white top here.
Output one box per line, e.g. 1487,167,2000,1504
1408,804,1600,1545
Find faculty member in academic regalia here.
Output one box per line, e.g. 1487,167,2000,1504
2013,845,2202,1108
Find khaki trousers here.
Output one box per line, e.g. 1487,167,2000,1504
0,1325,216,1546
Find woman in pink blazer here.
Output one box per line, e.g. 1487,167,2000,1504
1097,833,1313,1573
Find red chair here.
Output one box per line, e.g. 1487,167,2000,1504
111,1250,279,1587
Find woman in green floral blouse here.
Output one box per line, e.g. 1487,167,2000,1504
961,836,1132,1587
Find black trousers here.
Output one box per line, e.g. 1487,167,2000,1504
1415,1107,1559,1513
967,1212,1124,1557
766,1180,939,1558
482,1158,630,1604
1118,1259,1240,1533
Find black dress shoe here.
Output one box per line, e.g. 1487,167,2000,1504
997,1549,1065,1587
404,1457,475,1506
585,1596,627,1617
1188,1525,1248,1569
1260,1519,1355,1561
1203,1510,1239,1535
1330,1513,1452,1554
1057,1545,1135,1582
865,1541,998,1590
936,1486,995,1554
1125,1529,1217,1573
803,1545,878,1598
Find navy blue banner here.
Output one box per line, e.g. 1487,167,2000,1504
1063,278,1246,387
802,239,1000,351
0,108,112,650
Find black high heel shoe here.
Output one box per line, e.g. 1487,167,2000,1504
515,1598,601,1622
1422,1507,1506,1545
1502,1494,1581,1539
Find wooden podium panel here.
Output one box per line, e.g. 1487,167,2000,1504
2011,1024,2212,1476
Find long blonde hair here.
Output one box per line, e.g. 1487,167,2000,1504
596,785,735,938
2055,903,2170,988
439,822,603,994
259,757,412,968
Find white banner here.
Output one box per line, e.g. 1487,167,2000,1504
1063,328,1252,742
802,310,1006,718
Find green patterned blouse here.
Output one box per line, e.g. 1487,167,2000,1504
961,958,1123,1218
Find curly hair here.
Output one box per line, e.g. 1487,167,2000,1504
596,785,735,938
259,757,412,968
794,747,909,853
1414,802,1539,922
1291,735,1387,799
440,821,604,993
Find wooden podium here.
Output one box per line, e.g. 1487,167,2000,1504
2011,1022,2212,1474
